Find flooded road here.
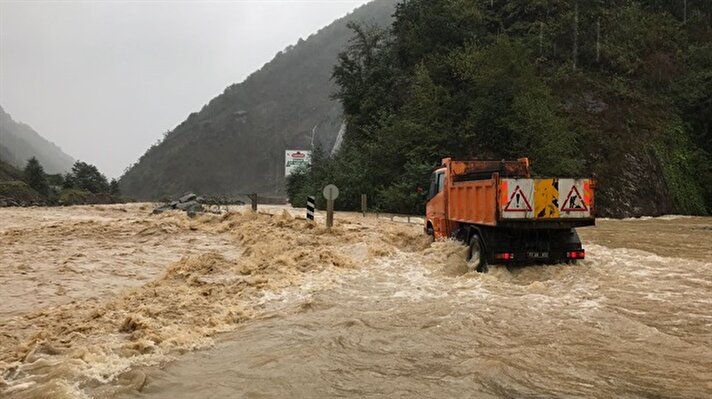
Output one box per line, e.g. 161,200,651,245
1,206,711,398
128,217,712,399
0,204,241,318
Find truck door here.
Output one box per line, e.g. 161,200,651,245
426,169,448,238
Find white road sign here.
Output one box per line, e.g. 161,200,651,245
285,150,311,177
323,184,339,200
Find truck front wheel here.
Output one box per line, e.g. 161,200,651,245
467,234,488,273
426,224,435,242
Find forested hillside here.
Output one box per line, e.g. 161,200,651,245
0,106,75,174
289,0,712,218
119,0,399,200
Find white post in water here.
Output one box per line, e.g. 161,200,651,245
323,184,339,229
306,196,315,221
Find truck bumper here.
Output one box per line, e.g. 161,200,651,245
482,227,585,265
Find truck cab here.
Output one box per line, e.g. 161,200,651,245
425,158,595,272
425,167,448,238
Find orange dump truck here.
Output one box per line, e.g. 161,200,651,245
425,158,595,272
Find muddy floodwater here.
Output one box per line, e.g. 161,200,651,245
1,205,711,398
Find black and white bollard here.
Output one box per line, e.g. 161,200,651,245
306,196,315,221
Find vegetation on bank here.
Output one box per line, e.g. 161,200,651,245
288,0,711,217
0,180,42,204
0,157,124,206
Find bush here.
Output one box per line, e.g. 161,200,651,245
58,189,115,205
0,181,42,203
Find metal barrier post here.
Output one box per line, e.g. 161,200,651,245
326,199,334,228
306,196,315,221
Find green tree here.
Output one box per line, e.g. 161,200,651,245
62,173,74,189
23,157,49,197
109,179,121,196
286,165,310,208
68,161,110,193
332,21,391,142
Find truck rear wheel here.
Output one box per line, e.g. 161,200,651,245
467,234,488,273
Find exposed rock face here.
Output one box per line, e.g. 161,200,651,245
595,151,674,218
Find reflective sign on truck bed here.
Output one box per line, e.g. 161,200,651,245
499,178,594,219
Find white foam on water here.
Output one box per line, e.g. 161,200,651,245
656,214,695,220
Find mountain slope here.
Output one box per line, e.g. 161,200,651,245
0,143,19,167
0,106,75,174
119,0,398,200
0,157,22,182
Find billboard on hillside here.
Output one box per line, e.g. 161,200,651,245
285,150,311,177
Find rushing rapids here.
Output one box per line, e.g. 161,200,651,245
1,205,710,398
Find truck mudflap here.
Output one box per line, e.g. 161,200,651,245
499,178,595,221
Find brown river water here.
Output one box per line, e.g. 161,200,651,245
1,204,711,398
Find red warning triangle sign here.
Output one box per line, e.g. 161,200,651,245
504,185,532,212
561,185,588,211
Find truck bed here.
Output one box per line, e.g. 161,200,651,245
447,177,595,228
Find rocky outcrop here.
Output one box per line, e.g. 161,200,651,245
153,193,205,217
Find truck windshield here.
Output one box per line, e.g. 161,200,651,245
437,172,445,193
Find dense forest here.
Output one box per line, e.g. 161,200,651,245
119,0,399,200
288,0,712,218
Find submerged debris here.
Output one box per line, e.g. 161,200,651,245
153,193,205,216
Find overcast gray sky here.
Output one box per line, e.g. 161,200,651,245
0,0,370,178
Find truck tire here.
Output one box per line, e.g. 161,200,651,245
467,234,488,273
426,224,435,243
